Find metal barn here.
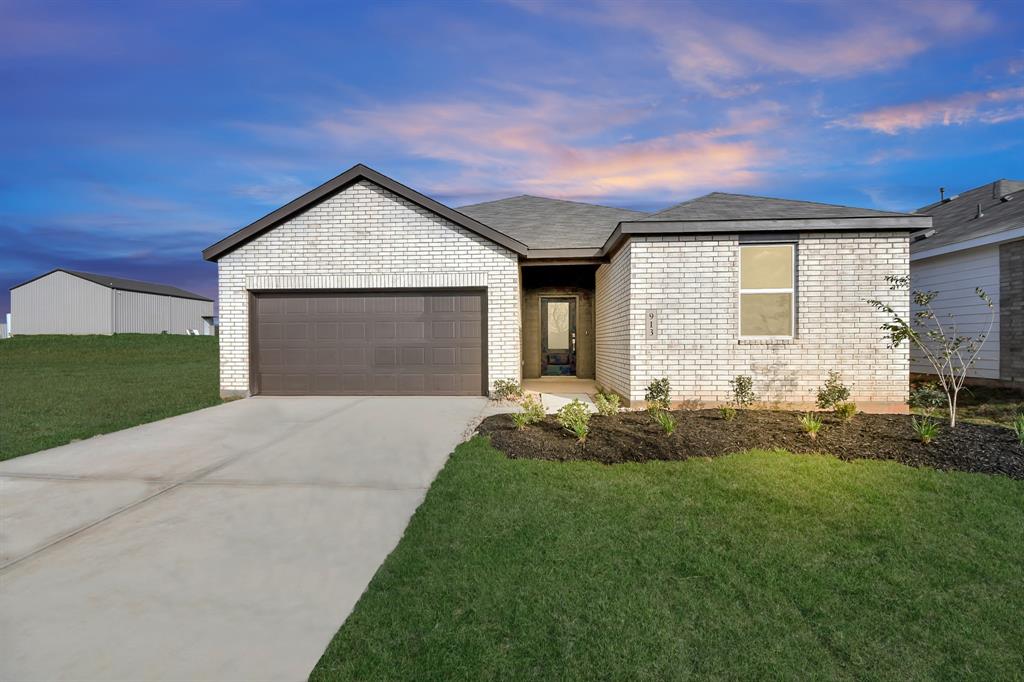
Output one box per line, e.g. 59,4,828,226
10,269,214,335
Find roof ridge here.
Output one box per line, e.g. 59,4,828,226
641,192,716,220
459,194,645,214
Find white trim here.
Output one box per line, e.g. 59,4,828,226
911,225,1024,261
738,243,795,340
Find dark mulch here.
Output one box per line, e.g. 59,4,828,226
477,409,1024,479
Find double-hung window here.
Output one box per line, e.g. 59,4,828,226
739,243,794,339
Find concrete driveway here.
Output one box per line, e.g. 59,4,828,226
0,396,487,682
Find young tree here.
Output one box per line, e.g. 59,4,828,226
868,275,994,427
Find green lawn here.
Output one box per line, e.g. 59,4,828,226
313,438,1024,681
0,334,220,460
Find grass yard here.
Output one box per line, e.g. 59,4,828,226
0,334,219,460
313,438,1024,681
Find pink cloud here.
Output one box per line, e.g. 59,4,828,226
833,86,1024,134
310,89,777,200
517,0,994,96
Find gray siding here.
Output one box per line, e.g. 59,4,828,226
11,270,113,334
113,291,214,334
910,245,1000,379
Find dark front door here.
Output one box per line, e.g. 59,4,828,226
540,297,576,376
251,291,485,396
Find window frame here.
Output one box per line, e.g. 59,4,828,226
737,242,796,340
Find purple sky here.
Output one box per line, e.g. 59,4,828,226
2,0,1022,314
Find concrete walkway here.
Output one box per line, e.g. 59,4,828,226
0,396,487,682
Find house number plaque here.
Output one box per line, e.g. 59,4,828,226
646,310,658,339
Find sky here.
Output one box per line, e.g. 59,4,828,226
2,0,1023,315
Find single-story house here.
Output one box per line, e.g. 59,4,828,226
203,164,929,409
911,179,1023,387
10,269,215,336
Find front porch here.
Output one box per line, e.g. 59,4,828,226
520,263,597,381
522,377,598,412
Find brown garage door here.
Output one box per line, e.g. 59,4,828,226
252,291,485,396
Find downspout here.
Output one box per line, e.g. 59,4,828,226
111,288,116,334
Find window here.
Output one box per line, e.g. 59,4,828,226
739,243,794,338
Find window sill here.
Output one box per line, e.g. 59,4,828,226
737,338,796,345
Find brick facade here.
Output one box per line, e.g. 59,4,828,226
595,232,910,409
217,180,520,396
999,239,1024,385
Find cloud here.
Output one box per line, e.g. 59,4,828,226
516,0,994,96
833,86,1024,134
299,88,778,202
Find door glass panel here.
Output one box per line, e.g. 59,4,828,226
547,301,570,349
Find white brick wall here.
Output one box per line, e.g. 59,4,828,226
597,232,910,407
217,180,521,395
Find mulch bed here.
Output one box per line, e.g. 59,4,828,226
476,409,1024,480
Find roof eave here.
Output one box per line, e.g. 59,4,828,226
203,163,530,261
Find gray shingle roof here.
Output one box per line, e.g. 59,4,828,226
457,195,644,249
638,192,910,222
61,269,211,301
912,179,1024,255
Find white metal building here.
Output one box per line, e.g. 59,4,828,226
10,269,214,336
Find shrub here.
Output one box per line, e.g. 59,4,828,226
492,379,523,402
908,382,945,412
729,375,757,408
911,415,940,444
799,412,824,440
719,405,737,421
834,402,857,422
556,399,591,443
511,394,545,430
816,371,851,410
594,391,621,417
645,378,671,412
653,409,676,435
1013,414,1024,448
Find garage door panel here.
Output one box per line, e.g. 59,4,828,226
253,291,484,396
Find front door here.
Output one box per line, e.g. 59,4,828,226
540,297,576,376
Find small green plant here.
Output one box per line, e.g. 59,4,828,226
908,382,945,413
1013,414,1024,447
799,412,823,440
729,375,757,409
645,377,671,412
594,391,621,416
719,405,737,421
816,370,851,410
911,415,940,444
556,399,591,444
834,402,857,422
511,394,545,430
653,409,676,435
491,379,523,402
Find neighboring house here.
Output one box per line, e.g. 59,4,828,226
10,269,215,336
203,164,928,409
911,179,1024,387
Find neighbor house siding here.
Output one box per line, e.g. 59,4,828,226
11,270,113,335
619,232,909,408
113,291,214,335
217,179,521,395
594,242,632,398
910,245,1000,380
999,239,1024,384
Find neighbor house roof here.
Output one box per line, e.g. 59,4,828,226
912,179,1024,258
11,269,213,301
205,164,930,262
457,195,645,250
